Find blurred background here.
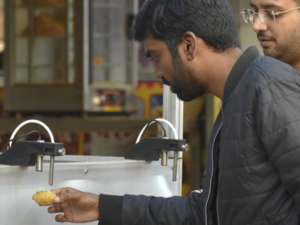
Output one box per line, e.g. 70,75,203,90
0,0,261,195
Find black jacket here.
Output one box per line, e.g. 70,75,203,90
99,46,300,225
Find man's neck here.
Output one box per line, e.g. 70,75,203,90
292,62,300,72
207,48,243,100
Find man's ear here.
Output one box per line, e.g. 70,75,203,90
181,31,198,61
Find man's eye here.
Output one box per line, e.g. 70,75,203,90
250,7,258,12
265,10,274,17
151,57,158,62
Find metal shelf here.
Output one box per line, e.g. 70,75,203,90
16,5,66,9
15,64,74,68
0,118,199,133
93,63,126,69
16,35,72,39
93,33,123,39
93,3,123,8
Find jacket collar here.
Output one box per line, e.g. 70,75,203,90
223,46,261,102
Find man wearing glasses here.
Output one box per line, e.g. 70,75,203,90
241,0,300,71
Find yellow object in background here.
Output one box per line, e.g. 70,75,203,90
213,96,222,122
136,81,163,118
33,190,56,206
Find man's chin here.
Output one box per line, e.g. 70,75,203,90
263,48,272,56
170,86,176,93
263,48,280,60
170,88,186,100
176,93,197,102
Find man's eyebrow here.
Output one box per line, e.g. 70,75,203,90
250,2,257,8
250,2,280,9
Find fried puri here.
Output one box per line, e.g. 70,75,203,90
33,190,56,206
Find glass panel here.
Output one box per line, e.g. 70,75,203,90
34,66,61,82
15,38,29,65
22,0,65,7
33,10,66,37
15,0,23,7
14,0,75,85
15,67,28,83
0,0,4,75
66,0,75,84
15,5,29,82
32,37,66,82
91,0,131,85
136,0,156,81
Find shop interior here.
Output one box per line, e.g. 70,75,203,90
0,0,261,200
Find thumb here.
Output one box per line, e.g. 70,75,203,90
54,192,78,204
54,196,61,204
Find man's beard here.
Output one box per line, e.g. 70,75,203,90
171,57,207,102
257,32,281,58
258,30,300,66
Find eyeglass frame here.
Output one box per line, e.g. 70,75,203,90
240,6,300,24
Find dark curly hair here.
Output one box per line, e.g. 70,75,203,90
132,0,240,57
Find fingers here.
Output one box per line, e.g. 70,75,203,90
55,214,69,223
51,187,78,195
48,204,62,214
49,205,70,222
50,188,70,196
50,189,63,195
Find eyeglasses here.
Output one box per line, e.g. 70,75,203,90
240,7,300,24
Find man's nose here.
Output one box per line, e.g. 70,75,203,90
153,64,162,78
252,16,268,33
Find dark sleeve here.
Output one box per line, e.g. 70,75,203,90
98,194,123,225
122,192,204,225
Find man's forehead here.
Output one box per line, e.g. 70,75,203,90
250,0,294,7
143,37,167,52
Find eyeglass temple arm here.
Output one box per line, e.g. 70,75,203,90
273,6,300,15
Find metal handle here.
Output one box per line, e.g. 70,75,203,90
49,148,65,186
172,152,179,181
36,155,43,172
172,144,188,181
49,156,55,186
161,150,168,166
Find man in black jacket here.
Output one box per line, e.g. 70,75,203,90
45,0,300,224
241,0,300,71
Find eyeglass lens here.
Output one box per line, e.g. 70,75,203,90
242,9,275,24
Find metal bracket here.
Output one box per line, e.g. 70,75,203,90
124,137,188,180
0,141,66,185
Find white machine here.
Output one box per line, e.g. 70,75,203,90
0,156,179,225
0,87,184,225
